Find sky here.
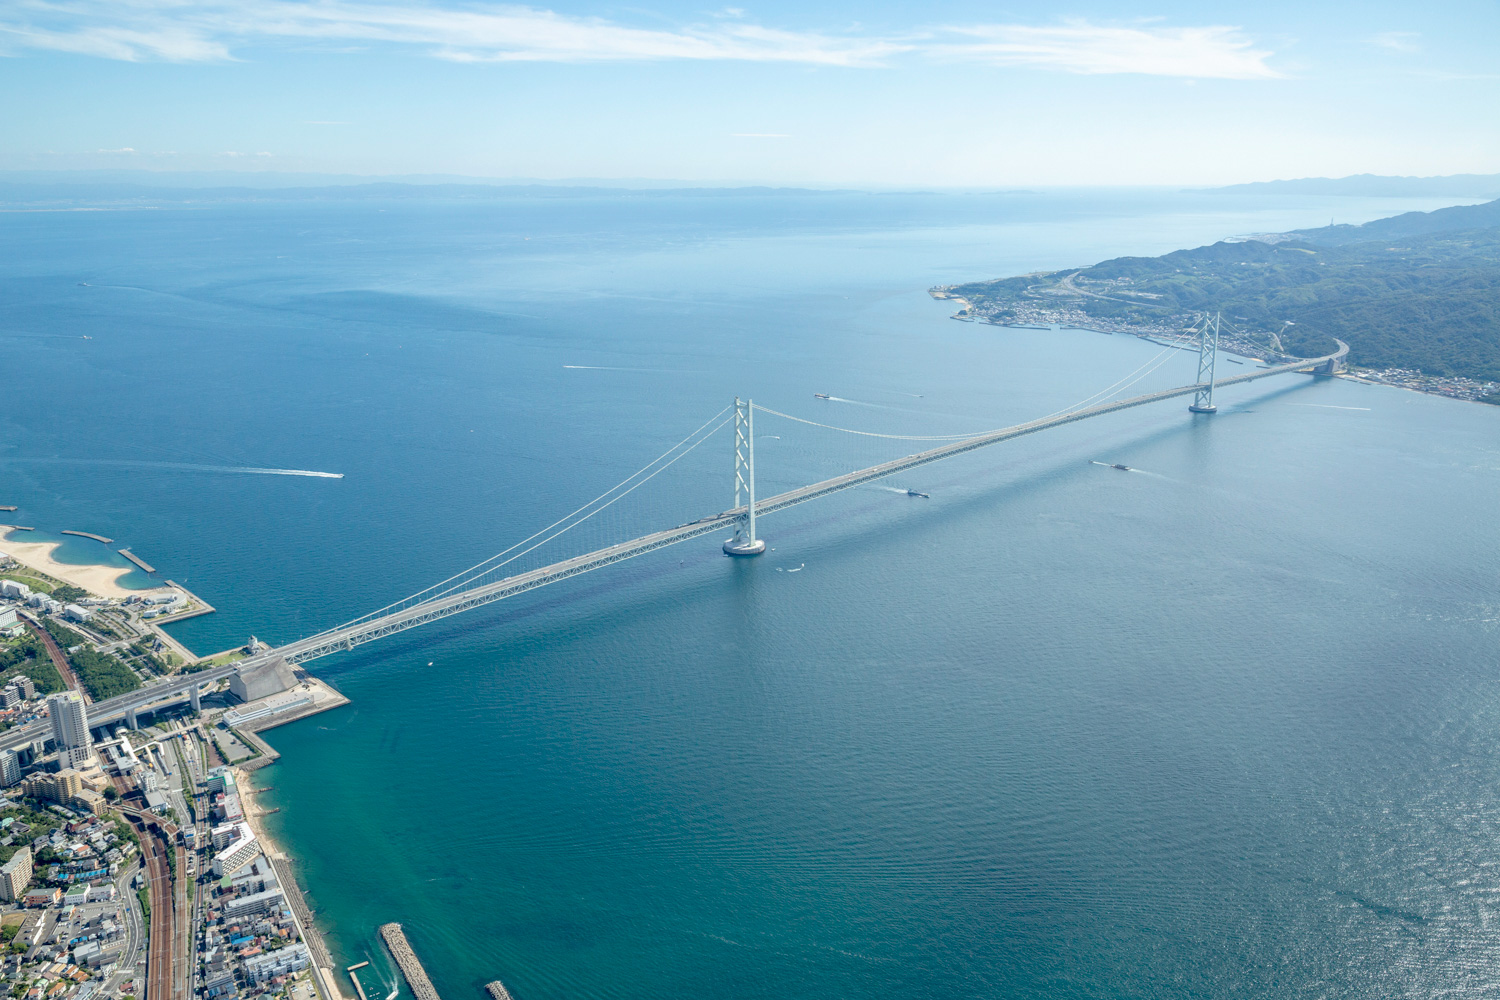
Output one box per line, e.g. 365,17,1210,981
1,0,1498,187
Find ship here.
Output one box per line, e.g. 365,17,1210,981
1111,464,1131,472
907,489,929,498
813,393,831,399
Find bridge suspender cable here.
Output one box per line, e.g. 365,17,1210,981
330,403,733,632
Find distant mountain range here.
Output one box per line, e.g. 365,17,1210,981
934,198,1500,386
1210,173,1500,198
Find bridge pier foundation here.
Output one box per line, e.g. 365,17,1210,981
189,685,201,714
125,708,139,730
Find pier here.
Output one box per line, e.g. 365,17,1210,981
379,923,442,1000
119,548,156,573
62,529,114,543
346,963,370,1000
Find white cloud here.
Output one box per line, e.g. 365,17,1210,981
0,3,1280,79
1367,32,1420,53
936,22,1281,79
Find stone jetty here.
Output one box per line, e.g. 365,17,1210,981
379,923,441,1000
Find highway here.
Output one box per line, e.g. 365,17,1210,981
206,340,1349,672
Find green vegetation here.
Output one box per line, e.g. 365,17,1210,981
0,634,63,700
42,618,141,700
50,585,86,603
66,646,141,700
943,198,1500,382
42,619,85,648
137,885,150,922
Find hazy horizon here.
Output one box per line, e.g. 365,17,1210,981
4,1,1497,187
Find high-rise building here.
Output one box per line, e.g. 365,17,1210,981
15,677,35,700
21,769,83,804
0,847,32,902
0,749,18,788
48,691,91,754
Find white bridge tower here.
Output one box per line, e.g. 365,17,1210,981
724,397,766,556
1189,312,1221,413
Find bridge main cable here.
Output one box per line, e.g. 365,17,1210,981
221,339,1348,670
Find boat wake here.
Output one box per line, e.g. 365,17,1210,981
0,458,343,478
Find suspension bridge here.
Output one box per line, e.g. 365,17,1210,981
25,321,1346,736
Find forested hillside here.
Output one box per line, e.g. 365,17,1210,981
938,200,1500,382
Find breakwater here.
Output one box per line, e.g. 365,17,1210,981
119,548,155,573
484,982,514,1000
62,530,113,543
379,923,441,1000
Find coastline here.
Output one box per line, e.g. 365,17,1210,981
231,684,352,1000
0,527,168,599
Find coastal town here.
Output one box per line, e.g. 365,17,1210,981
0,537,365,1000
931,277,1500,405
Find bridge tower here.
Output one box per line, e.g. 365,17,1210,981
724,397,766,556
1189,312,1221,413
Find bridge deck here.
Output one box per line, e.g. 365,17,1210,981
67,339,1347,705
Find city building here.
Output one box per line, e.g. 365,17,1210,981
0,608,22,638
211,822,259,877
243,944,310,983
0,685,20,709
223,887,285,920
71,788,107,815
16,676,35,700
84,883,116,903
210,822,240,850
48,691,93,762
0,749,19,788
62,604,91,623
23,887,59,907
21,769,83,804
0,846,33,902
0,580,31,600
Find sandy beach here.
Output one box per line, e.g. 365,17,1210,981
0,527,168,600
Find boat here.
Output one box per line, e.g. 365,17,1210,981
907,490,929,498
813,393,831,399
1111,464,1131,471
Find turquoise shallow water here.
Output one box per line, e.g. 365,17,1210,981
0,527,157,590
5,190,1500,998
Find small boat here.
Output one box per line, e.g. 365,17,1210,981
813,393,831,399
906,490,929,498
1111,464,1131,472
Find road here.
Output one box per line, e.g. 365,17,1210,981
104,858,146,996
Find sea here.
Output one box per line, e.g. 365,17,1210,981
5,187,1500,998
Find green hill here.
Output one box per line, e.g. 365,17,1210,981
936,199,1500,383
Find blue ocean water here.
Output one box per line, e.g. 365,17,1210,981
5,189,1500,998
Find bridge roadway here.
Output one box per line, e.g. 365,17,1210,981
17,339,1345,738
